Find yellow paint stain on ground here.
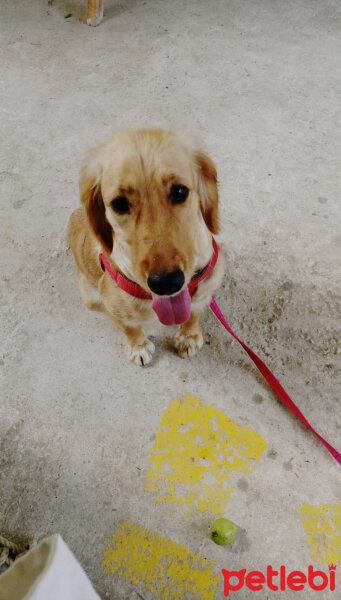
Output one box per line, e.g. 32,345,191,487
103,519,218,600
300,503,341,564
144,393,266,514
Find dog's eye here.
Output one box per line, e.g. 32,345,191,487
111,196,130,214
170,184,189,204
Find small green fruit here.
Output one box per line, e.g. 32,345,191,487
210,518,237,545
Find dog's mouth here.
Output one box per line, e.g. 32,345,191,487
151,287,191,326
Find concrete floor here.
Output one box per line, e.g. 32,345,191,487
1,0,340,598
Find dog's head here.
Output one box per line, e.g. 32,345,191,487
80,129,219,318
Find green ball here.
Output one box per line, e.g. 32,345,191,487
210,518,237,545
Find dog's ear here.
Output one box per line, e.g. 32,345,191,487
195,151,219,234
79,146,113,253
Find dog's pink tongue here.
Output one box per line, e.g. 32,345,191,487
152,288,191,326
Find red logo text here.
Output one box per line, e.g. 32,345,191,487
221,564,337,596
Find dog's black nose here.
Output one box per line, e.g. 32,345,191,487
147,269,185,296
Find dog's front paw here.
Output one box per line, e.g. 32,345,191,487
174,331,203,358
125,339,155,366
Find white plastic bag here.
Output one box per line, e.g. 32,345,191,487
0,535,100,600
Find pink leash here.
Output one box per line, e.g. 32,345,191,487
98,241,340,465
210,297,341,466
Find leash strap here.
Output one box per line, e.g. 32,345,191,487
188,238,219,296
210,297,341,465
99,254,152,299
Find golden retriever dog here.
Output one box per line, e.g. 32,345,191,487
67,129,225,365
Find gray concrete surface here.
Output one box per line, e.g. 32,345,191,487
1,1,340,598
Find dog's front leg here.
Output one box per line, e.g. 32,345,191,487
100,277,155,366
106,310,155,366
174,310,204,358
123,325,155,366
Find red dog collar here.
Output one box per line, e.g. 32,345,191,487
99,238,219,300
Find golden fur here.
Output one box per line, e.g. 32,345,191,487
67,129,225,365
